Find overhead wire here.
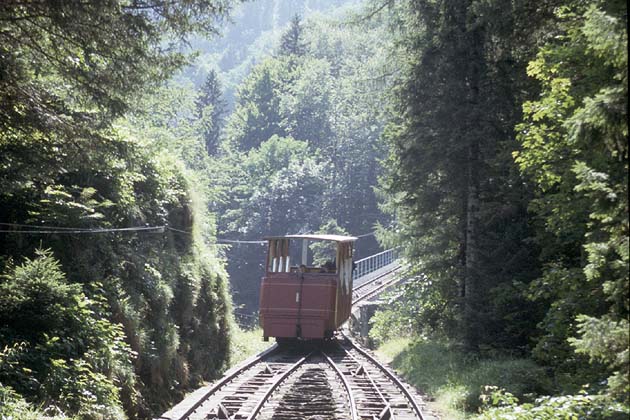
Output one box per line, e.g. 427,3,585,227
0,225,164,234
0,222,376,243
0,222,93,231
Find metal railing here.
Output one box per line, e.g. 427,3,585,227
352,248,399,280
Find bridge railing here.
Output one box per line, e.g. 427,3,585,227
352,248,399,280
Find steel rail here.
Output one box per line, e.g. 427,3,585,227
320,350,360,420
341,333,426,420
160,344,279,420
244,350,315,420
352,265,403,305
352,264,400,295
328,342,392,418
338,343,388,403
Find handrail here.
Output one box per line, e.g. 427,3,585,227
352,248,399,280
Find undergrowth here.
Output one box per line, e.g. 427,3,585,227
376,337,629,419
230,327,270,366
376,337,552,418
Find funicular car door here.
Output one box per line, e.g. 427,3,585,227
259,238,301,338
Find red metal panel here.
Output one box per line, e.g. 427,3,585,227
259,272,342,339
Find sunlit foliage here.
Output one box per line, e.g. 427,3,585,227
0,1,235,418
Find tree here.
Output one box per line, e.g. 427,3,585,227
381,0,545,350
515,0,628,396
217,135,326,312
279,14,307,57
310,219,350,265
278,57,333,144
0,250,132,418
225,59,286,151
197,70,227,155
0,0,232,147
216,10,395,313
0,1,235,417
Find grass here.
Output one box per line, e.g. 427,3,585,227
376,337,553,419
230,326,272,366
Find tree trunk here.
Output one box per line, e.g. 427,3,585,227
463,138,480,349
462,23,484,350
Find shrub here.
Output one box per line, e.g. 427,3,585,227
0,250,131,419
463,358,553,409
369,308,415,345
0,383,73,420
475,387,629,419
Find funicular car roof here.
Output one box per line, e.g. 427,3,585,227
264,234,357,242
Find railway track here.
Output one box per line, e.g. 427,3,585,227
352,263,403,305
158,263,428,420
158,335,429,420
324,333,427,420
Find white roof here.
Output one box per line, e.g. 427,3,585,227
265,234,357,242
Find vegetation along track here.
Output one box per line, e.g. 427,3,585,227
158,335,427,420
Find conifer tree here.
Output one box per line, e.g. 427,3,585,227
197,70,227,155
515,0,628,396
383,0,543,350
279,14,306,57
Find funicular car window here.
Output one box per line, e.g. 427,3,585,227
336,242,353,293
267,238,341,275
267,238,291,273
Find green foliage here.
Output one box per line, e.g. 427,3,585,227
225,58,287,151
279,14,307,57
376,337,553,415
0,383,75,420
368,271,444,346
0,2,236,413
380,0,628,410
217,10,393,312
0,250,129,419
369,307,415,345
226,135,325,236
310,219,349,266
569,315,630,401
229,327,269,366
515,0,628,399
0,0,233,149
380,0,544,351
121,82,211,172
217,135,325,309
197,70,227,155
475,387,629,419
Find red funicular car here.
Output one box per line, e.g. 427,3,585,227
259,234,357,341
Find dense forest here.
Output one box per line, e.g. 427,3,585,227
212,7,392,315
0,0,627,419
0,1,235,418
373,0,628,417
